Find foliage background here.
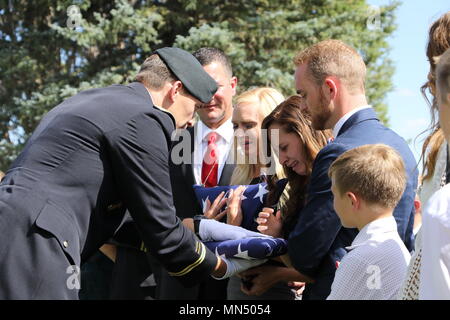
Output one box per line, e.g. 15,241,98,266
0,0,399,171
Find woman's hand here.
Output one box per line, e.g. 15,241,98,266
239,265,283,296
226,186,246,226
256,207,282,238
240,265,307,297
203,191,228,220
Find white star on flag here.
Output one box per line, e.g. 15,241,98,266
253,184,268,203
215,247,227,260
234,243,254,260
202,196,209,212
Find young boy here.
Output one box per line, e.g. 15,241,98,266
326,144,411,300
420,48,450,299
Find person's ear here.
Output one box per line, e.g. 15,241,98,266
414,198,421,213
346,191,359,210
168,80,183,102
230,76,238,96
323,77,338,100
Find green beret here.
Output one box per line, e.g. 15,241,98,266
155,47,218,103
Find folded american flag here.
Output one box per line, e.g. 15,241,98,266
204,237,288,260
193,180,288,259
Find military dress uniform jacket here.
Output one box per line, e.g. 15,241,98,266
0,82,217,299
109,125,236,300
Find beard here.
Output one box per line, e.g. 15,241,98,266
311,92,333,130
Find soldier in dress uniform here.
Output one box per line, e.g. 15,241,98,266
0,47,231,299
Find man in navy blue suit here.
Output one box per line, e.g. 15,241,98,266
284,40,418,300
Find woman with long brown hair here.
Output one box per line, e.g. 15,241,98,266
399,11,450,300
239,95,332,298
419,11,450,204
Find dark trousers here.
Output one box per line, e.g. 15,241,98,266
109,246,156,300
148,254,229,300
79,251,114,300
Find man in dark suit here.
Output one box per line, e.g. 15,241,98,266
280,40,418,300
0,47,232,299
110,48,238,300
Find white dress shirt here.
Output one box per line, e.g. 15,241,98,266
420,183,450,299
332,105,372,138
193,119,234,185
327,217,411,300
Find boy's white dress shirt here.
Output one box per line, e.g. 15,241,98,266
327,217,410,300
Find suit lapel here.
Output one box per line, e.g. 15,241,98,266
181,126,196,186
218,157,235,186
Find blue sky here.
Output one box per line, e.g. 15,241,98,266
367,0,449,164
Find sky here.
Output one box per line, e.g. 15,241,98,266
367,0,449,164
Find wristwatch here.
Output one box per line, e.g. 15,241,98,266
193,215,206,238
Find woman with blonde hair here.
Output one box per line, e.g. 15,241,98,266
218,87,294,299
203,87,286,224
229,87,286,186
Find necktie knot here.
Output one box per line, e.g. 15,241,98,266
206,131,218,144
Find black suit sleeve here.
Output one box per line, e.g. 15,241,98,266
288,143,348,278
105,112,217,287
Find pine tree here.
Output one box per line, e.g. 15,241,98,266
0,0,399,171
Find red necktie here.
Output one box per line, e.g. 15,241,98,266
201,132,219,187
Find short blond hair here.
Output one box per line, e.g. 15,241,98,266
135,54,177,90
437,48,450,105
328,144,406,209
294,39,366,94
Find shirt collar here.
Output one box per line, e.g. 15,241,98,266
146,89,175,123
195,118,234,144
345,216,398,251
332,105,371,138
